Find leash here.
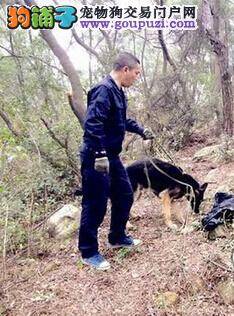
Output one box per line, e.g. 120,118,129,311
148,137,178,167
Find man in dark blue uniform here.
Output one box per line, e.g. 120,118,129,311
79,52,154,270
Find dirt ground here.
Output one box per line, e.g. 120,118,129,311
1,143,234,316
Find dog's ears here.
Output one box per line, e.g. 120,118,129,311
200,182,208,192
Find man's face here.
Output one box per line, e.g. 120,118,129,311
121,64,141,87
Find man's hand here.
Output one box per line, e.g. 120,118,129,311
142,128,155,140
94,157,109,173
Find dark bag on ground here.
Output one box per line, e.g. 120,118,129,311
202,192,234,231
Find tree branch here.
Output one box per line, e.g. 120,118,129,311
99,29,112,51
0,108,20,137
158,30,177,72
40,117,79,173
0,44,67,76
71,28,104,67
40,118,66,149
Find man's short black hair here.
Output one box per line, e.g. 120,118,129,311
113,52,140,71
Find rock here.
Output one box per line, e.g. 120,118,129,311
217,279,234,305
217,182,234,194
43,261,61,274
180,225,197,234
187,275,205,294
193,144,234,163
154,291,179,308
204,168,234,204
204,168,220,183
18,258,37,266
193,145,222,162
20,266,37,279
46,204,80,239
0,304,9,315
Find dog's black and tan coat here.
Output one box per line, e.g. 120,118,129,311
126,158,208,229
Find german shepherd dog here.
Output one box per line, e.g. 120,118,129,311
126,158,208,230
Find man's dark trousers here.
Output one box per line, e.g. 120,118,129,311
78,145,134,259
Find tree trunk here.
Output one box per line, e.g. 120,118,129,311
201,0,233,136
